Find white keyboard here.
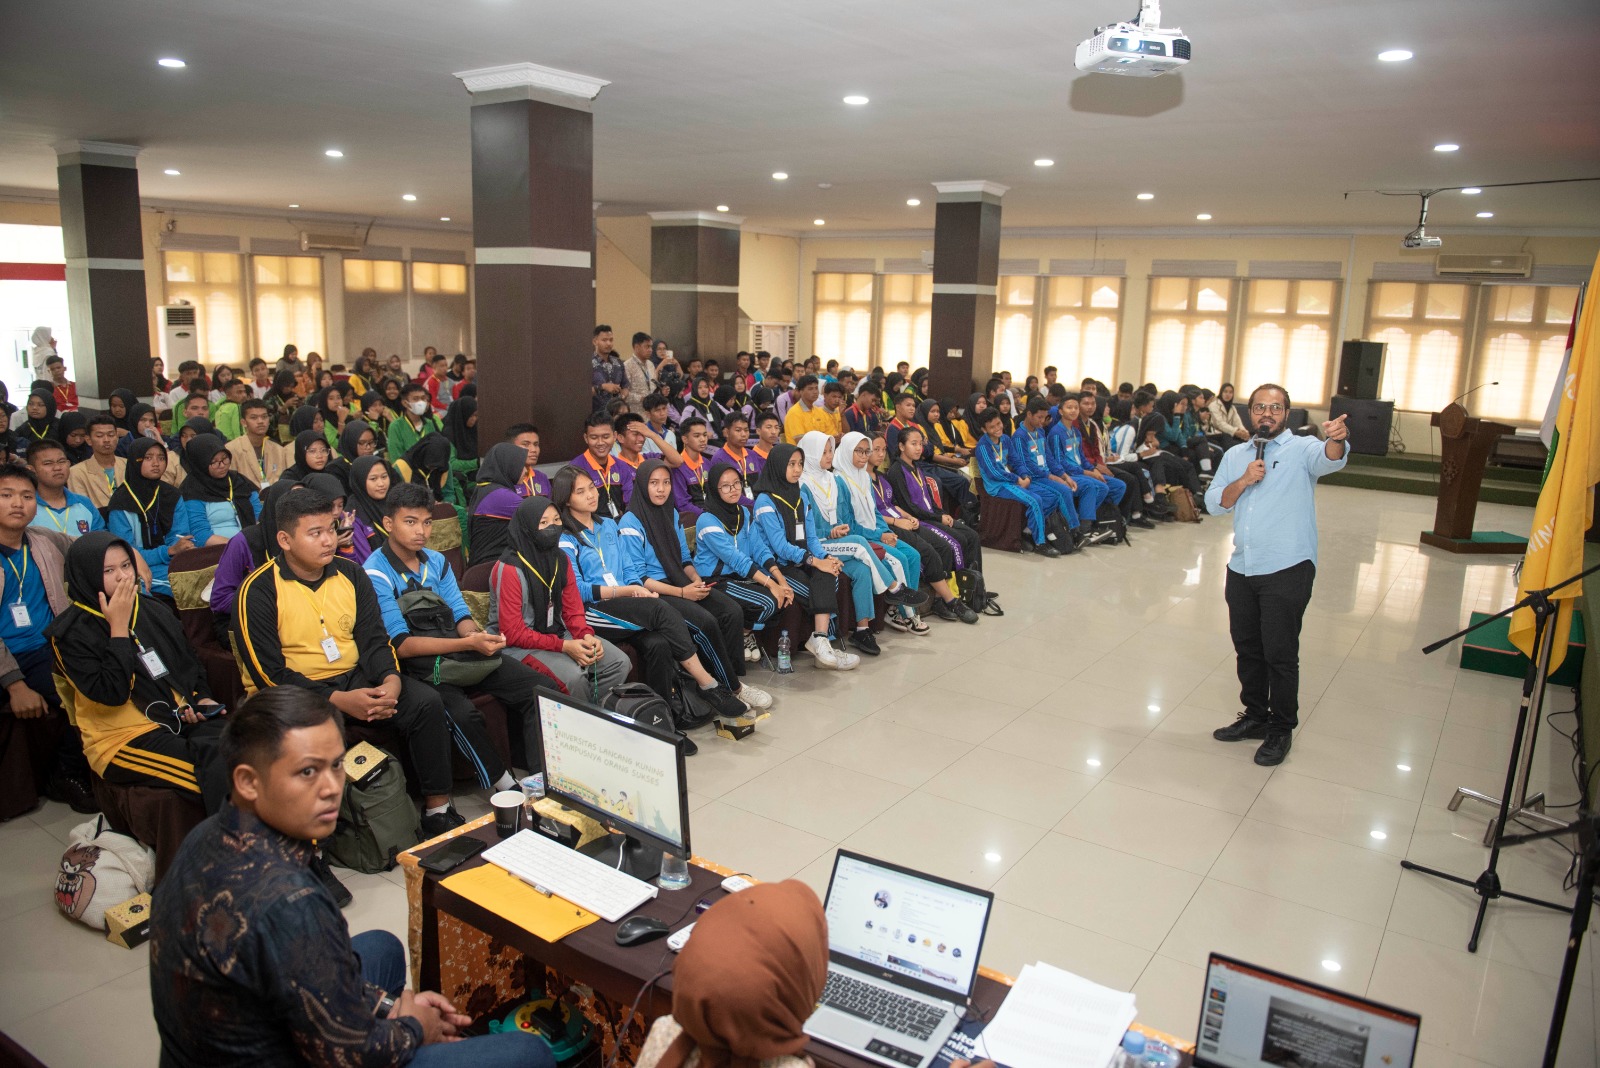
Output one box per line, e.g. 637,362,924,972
483,830,658,922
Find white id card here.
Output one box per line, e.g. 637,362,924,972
9,603,30,628
601,572,618,587
547,602,557,629
138,648,169,679
793,523,804,541
320,636,342,662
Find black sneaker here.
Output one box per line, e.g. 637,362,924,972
1130,516,1157,530
677,732,700,757
1255,730,1293,766
1212,715,1271,742
1038,544,1062,558
929,597,960,622
310,850,353,908
848,630,882,656
46,773,99,815
701,684,748,718
882,584,930,609
420,807,467,838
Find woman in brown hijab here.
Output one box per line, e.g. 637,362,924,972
635,879,995,1068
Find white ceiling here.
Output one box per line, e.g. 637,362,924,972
2,0,1599,235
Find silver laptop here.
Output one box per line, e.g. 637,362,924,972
805,850,995,1068
1195,953,1420,1068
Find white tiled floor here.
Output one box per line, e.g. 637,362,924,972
5,484,1598,1067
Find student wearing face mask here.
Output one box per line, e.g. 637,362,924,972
386,383,444,463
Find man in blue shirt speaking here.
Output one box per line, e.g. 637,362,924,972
1204,384,1349,766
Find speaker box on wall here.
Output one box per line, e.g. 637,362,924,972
1337,340,1386,401
1328,396,1394,456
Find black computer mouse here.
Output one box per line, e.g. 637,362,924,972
615,915,670,946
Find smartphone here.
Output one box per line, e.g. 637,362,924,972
419,836,487,874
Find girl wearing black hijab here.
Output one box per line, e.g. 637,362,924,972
175,434,260,546
117,402,161,457
345,454,393,564
620,459,772,712
748,443,857,671
19,389,58,444
692,462,793,660
107,437,188,602
487,495,631,711
281,428,339,488
330,418,377,491
467,442,528,567
211,479,299,630
288,401,321,440
107,388,139,433
44,532,229,813
441,394,480,479
56,411,92,464
312,385,349,450
300,472,359,561
401,431,455,504
916,399,971,472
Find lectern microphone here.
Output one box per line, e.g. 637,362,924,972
1448,381,1499,408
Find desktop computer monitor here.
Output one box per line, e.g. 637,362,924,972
535,691,691,879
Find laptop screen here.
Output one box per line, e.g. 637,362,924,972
1196,954,1420,1068
822,850,993,1000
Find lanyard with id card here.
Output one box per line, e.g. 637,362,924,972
5,544,33,629
295,580,344,663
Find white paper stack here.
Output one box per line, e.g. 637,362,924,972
980,961,1139,1068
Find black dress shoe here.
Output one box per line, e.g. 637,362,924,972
46,773,99,814
1254,730,1293,766
1212,715,1271,742
310,851,353,908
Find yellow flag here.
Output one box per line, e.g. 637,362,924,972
1509,253,1600,672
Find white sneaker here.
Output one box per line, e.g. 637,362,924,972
742,632,761,662
806,633,859,671
738,683,774,710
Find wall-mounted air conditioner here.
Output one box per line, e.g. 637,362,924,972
158,304,199,363
1436,253,1532,277
299,230,364,252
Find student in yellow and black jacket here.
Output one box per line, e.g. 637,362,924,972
232,486,468,837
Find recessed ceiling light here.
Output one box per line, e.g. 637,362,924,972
163,169,180,176
402,193,417,202
906,198,921,207
813,219,826,226
1321,960,1342,973
1136,192,1155,200
289,203,299,208
1477,211,1495,218
1369,830,1388,841
1461,187,1482,195
772,171,789,181
157,57,186,69
1377,49,1413,62
1196,213,1213,220
1034,158,1055,167
439,216,450,222
1434,143,1460,152
715,204,730,212
842,94,869,106
324,148,344,158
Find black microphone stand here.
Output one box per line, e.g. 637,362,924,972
1398,561,1600,949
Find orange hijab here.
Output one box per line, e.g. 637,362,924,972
659,880,828,1068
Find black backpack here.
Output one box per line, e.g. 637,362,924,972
396,580,501,687
603,683,678,737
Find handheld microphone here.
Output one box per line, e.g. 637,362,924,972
1447,381,1499,407
1254,436,1268,464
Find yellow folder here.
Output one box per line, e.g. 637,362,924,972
440,863,600,942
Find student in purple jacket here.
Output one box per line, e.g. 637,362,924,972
567,411,631,520
345,455,393,565
466,443,528,567
671,417,713,520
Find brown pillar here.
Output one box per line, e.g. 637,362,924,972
55,140,151,407
649,211,742,362
926,181,1006,403
455,62,608,455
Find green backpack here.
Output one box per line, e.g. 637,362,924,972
323,747,422,873
397,580,501,687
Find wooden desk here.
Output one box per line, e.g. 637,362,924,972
403,817,1192,1066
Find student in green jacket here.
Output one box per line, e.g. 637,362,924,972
386,381,443,462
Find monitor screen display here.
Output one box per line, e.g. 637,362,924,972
823,851,992,999
1197,955,1419,1068
537,694,687,852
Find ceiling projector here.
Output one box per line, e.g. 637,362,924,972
1075,0,1191,77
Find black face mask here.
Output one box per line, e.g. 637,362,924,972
531,526,563,551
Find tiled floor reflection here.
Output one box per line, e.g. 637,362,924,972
6,485,1594,1067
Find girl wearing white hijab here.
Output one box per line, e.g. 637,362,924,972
835,431,928,634
796,430,926,657
30,326,56,378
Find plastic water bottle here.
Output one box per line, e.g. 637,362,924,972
776,630,793,673
1120,1030,1178,1067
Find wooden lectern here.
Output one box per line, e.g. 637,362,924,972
1419,402,1522,554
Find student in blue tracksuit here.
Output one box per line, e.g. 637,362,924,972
1051,391,1126,516
549,464,746,722
173,434,260,546
796,431,928,658
974,406,1067,557
750,444,859,671
1037,395,1112,527
694,462,792,647
107,438,193,600
1012,398,1087,539
618,458,772,711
